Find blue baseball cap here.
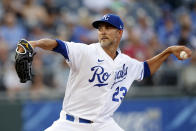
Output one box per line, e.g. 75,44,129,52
92,14,124,30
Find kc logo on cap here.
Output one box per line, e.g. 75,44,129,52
103,14,110,21
92,14,124,30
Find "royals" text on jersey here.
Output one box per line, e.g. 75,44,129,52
89,64,128,87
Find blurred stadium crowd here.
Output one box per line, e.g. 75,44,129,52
0,0,196,98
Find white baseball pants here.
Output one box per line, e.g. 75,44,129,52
44,111,124,131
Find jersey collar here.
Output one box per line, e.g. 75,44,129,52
97,43,121,62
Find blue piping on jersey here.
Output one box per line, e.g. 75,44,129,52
143,61,151,78
53,39,69,61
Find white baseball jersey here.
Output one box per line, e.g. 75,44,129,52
53,39,145,123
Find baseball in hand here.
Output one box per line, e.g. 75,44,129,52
180,51,188,59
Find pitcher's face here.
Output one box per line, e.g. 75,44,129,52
98,23,122,48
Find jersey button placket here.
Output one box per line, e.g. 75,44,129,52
110,67,116,89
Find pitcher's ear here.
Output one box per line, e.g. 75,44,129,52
119,30,123,36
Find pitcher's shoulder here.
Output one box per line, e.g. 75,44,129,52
121,53,142,63
121,53,132,59
86,43,100,50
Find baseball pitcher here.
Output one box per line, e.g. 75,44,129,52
15,14,192,131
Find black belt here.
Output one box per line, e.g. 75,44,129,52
66,114,93,124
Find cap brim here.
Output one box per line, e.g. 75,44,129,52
92,20,106,29
92,20,122,30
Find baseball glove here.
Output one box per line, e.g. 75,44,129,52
15,39,36,83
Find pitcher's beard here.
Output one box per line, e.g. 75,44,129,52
100,40,112,48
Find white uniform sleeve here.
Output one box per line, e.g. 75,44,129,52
133,60,144,81
131,60,151,81
53,39,87,70
127,57,144,81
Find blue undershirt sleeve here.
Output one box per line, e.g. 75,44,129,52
143,61,151,78
53,39,69,61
